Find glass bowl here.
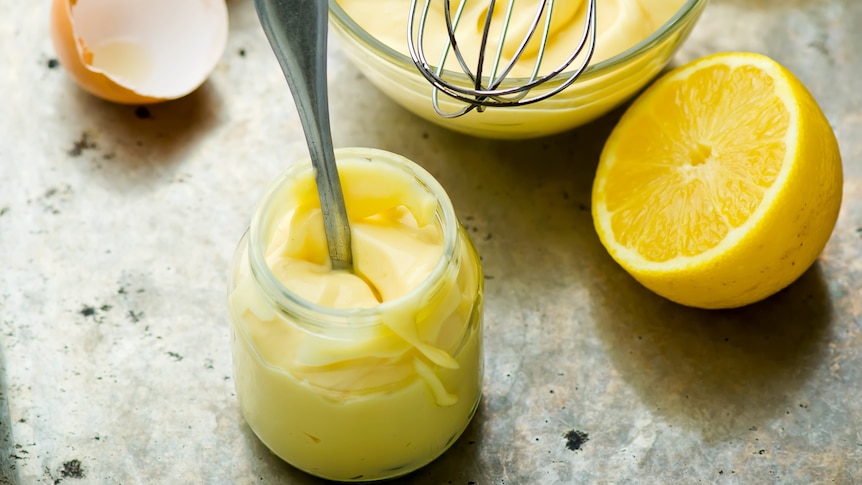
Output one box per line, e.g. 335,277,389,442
328,0,708,139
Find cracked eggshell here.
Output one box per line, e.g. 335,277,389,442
50,0,229,104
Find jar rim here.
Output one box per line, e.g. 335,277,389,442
247,147,461,330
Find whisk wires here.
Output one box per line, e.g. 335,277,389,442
407,0,598,118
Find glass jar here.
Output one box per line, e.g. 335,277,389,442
227,147,484,481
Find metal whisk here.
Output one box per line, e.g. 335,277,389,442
407,0,597,118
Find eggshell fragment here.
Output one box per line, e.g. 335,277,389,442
50,0,229,104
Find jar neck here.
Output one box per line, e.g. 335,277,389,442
247,148,461,337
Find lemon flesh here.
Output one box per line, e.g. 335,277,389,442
592,52,842,309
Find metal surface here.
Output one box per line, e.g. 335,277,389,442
254,0,353,270
407,0,597,116
1,0,860,483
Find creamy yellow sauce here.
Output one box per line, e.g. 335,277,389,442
339,0,684,77
332,0,692,138
229,150,482,480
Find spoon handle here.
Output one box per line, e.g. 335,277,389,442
254,0,353,270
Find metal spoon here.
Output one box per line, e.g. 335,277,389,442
254,0,353,271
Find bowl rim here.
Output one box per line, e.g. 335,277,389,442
328,0,707,83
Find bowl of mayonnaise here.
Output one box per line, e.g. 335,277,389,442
329,0,708,139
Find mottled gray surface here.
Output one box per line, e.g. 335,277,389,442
1,0,861,483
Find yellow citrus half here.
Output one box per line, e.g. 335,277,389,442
591,52,843,309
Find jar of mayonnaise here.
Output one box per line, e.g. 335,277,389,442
227,147,484,481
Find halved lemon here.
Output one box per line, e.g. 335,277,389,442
591,52,842,309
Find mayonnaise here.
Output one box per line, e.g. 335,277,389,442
228,148,483,481
330,0,700,138
337,0,685,77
